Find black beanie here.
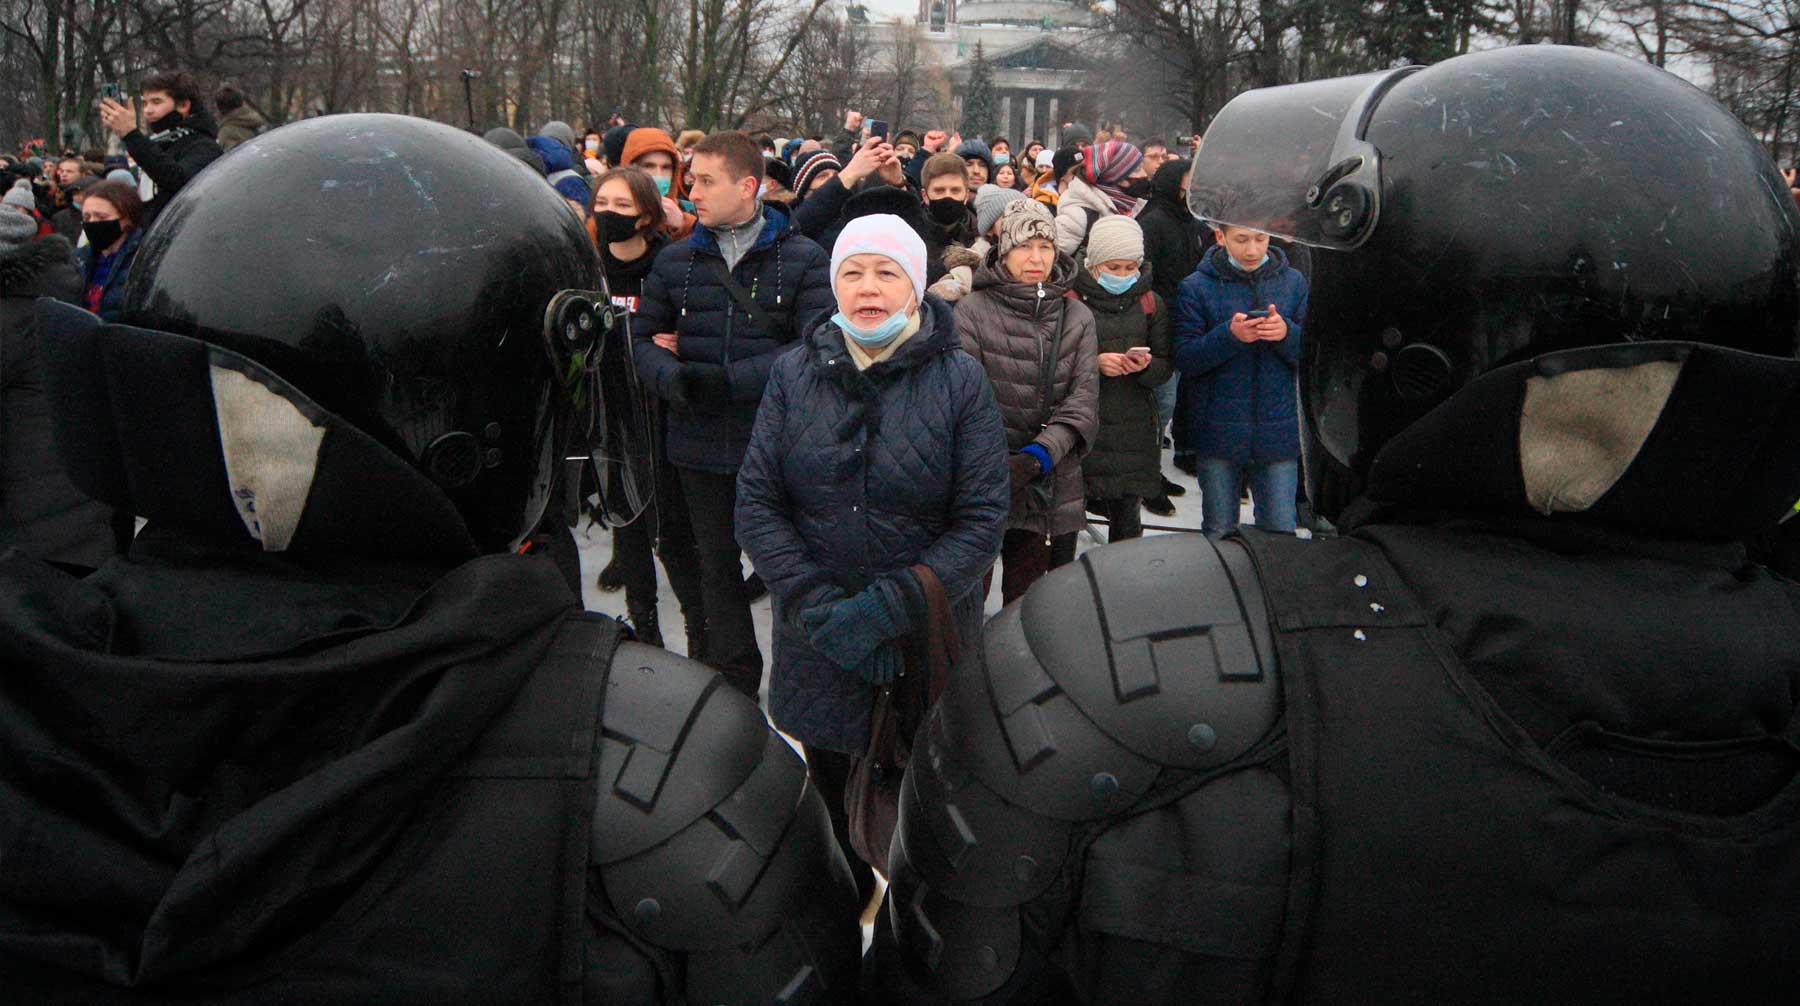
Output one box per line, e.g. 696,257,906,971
603,124,636,167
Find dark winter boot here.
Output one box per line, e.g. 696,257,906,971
596,557,625,592
628,603,664,649
684,619,709,663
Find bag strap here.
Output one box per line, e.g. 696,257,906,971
705,257,778,339
1037,298,1070,428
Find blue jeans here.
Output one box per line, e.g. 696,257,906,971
1197,457,1299,538
1154,372,1179,437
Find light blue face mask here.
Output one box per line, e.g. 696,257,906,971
833,304,913,349
653,174,672,197
994,153,1011,166
1096,270,1139,295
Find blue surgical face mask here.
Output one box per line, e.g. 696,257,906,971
832,303,913,349
994,153,1011,165
653,174,672,197
1096,270,1138,295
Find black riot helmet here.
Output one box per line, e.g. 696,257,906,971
1190,46,1800,515
114,113,610,554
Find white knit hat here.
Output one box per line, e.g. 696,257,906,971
830,214,928,305
1085,214,1145,269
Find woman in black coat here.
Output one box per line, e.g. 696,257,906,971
736,214,1009,899
1,217,127,571
588,166,706,654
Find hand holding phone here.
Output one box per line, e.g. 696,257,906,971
869,119,889,142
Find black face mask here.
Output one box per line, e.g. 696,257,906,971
597,210,641,244
83,218,124,250
927,197,966,226
1119,176,1151,199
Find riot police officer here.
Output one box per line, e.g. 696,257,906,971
877,45,1800,1004
0,115,860,1004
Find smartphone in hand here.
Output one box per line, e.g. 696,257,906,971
870,119,889,142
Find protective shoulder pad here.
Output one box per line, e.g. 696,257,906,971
590,642,770,863
936,534,1280,822
592,647,862,994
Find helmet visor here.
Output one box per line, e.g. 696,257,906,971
546,289,656,528
1188,70,1401,250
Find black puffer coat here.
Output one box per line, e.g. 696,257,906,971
0,235,121,568
630,203,833,473
1072,265,1173,500
736,295,1009,754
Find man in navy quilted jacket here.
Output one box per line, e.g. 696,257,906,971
632,130,834,699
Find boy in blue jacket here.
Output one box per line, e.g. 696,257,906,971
1172,224,1309,537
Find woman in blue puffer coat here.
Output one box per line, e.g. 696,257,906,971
736,214,1009,899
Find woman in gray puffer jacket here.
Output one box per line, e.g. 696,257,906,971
953,198,1098,604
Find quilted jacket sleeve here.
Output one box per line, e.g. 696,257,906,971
911,359,1010,607
1269,274,1307,369
734,355,844,615
631,245,687,403
1172,271,1246,378
1032,302,1099,465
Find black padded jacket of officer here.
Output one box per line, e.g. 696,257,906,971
0,234,122,570
629,202,834,475
0,304,863,1005
874,342,1800,1005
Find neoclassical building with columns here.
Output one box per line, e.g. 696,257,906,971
914,0,1100,148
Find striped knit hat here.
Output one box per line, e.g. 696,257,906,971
792,149,843,198
831,214,928,305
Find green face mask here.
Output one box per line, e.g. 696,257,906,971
653,175,672,197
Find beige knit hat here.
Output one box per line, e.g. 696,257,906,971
1085,215,1145,268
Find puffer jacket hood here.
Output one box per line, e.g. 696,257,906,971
1148,158,1188,213
736,294,1008,752
620,127,687,199
956,249,1100,536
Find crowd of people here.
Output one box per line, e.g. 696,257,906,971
473,111,1317,886
1,77,1319,892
